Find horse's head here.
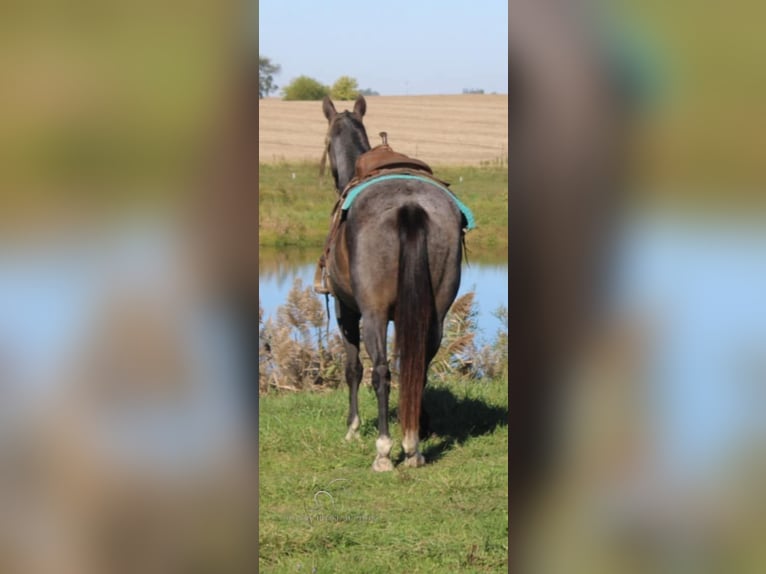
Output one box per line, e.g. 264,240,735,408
321,95,371,192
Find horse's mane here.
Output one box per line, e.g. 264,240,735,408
321,111,371,191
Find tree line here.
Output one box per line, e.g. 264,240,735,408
259,56,379,100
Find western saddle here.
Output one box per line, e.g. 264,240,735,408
313,133,449,294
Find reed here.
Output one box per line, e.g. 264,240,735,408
259,280,508,394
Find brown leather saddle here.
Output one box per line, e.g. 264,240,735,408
353,144,433,180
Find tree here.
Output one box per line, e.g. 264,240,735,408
330,76,360,100
282,76,329,101
259,57,281,99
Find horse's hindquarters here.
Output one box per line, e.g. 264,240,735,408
344,182,464,319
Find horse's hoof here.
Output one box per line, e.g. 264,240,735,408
344,429,360,441
345,415,361,442
372,457,394,472
404,452,425,468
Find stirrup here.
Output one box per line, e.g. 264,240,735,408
313,263,330,294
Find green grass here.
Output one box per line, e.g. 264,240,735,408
258,375,508,573
258,162,508,250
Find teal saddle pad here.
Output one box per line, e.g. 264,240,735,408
341,174,476,231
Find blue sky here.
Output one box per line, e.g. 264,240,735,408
257,0,508,96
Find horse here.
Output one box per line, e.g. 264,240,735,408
320,95,465,471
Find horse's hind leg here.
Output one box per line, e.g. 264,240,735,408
336,299,363,441
362,312,394,471
418,324,442,440
402,320,442,467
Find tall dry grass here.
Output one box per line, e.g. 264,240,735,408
258,278,344,392
259,279,507,393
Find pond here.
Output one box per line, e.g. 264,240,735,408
258,246,509,347
609,212,766,476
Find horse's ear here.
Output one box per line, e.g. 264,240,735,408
353,95,366,118
322,96,337,122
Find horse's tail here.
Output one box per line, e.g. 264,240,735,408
395,203,435,440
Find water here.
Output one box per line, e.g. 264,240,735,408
0,220,249,472
258,253,508,347
611,214,766,476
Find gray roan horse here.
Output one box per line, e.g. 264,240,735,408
321,95,464,471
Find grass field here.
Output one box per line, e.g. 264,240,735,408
257,96,509,251
258,375,508,573
258,161,508,250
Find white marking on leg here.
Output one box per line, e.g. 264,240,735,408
344,414,361,441
372,435,394,472
402,430,418,456
376,435,392,458
402,430,425,468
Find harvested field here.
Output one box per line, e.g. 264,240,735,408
258,94,508,166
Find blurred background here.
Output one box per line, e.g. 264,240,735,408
615,1,765,198
511,2,766,573
0,1,256,572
